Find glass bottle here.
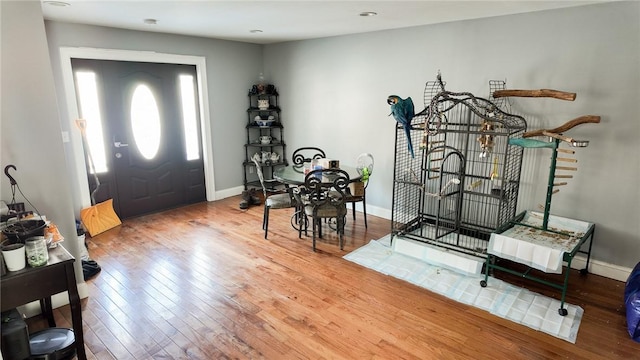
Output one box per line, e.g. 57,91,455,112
25,236,48,267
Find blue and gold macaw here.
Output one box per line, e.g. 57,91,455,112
387,95,415,158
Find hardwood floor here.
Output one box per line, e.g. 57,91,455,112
27,196,639,359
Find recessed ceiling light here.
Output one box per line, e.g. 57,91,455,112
144,18,158,25
44,1,71,6
250,29,263,34
359,11,377,17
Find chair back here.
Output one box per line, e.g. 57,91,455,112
251,157,267,197
292,147,326,168
304,168,350,209
356,153,374,189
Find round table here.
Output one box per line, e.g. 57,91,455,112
274,165,362,234
273,165,362,185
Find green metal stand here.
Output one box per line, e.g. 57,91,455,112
507,137,560,230
480,137,595,316
542,139,562,229
481,217,595,316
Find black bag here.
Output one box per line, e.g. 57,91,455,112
82,259,101,281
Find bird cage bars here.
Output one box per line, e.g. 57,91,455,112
391,74,527,257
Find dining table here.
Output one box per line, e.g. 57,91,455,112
273,164,363,234
273,164,362,186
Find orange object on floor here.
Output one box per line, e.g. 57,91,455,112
79,199,121,237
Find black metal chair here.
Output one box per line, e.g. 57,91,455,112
251,158,296,239
297,168,350,251
291,147,326,170
345,153,374,228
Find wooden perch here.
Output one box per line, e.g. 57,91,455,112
542,131,576,143
556,166,577,171
493,89,576,101
557,148,575,154
523,115,601,138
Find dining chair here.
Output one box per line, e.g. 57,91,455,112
291,147,326,168
299,168,350,251
345,153,374,228
251,158,296,239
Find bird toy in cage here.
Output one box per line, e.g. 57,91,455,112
477,120,495,158
490,156,503,196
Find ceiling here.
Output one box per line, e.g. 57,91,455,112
41,1,605,45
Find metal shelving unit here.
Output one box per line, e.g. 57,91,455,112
243,85,287,191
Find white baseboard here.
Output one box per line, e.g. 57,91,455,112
349,203,392,220
17,282,89,318
570,255,631,282
215,185,244,201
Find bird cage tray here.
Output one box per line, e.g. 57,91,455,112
488,210,595,274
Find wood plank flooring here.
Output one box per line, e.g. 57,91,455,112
26,196,640,359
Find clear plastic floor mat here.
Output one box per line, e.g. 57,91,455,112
343,237,583,343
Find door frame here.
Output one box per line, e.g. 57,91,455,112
59,47,216,210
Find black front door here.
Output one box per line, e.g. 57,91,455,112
72,59,206,219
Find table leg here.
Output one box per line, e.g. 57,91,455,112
39,297,56,327
65,263,86,360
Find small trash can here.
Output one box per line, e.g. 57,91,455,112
1,308,30,360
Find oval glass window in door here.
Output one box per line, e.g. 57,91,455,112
131,84,161,160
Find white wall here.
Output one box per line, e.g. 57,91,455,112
264,1,640,269
1,1,82,282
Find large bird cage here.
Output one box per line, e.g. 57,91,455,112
391,76,527,257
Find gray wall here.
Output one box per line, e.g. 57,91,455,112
264,1,640,269
1,1,82,281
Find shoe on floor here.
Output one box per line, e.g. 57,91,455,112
249,188,261,205
240,190,251,209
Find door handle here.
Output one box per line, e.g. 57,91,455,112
114,141,129,148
